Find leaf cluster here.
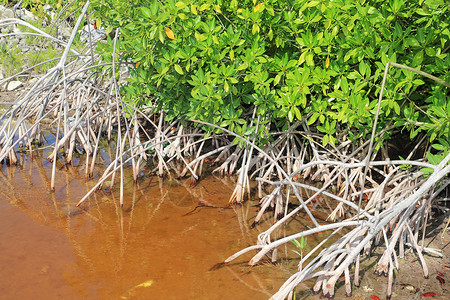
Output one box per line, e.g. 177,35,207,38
56,0,450,148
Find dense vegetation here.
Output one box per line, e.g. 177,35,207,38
4,0,449,152
88,0,449,151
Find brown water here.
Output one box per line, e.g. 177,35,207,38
0,151,296,300
1,150,448,300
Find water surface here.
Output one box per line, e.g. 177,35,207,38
0,151,293,300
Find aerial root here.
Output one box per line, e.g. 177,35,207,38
212,147,242,177
225,151,450,299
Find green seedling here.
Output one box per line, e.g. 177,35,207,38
292,236,308,257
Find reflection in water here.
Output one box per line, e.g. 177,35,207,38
0,149,293,300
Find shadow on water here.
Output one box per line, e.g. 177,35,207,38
0,145,300,300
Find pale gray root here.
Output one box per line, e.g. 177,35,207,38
190,140,206,185
228,146,250,204
212,147,242,177
253,186,282,225
224,152,450,299
0,1,130,194
0,2,93,162
225,112,260,204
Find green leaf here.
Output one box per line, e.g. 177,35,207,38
293,106,302,120
199,3,210,11
427,152,442,165
288,109,294,122
175,1,186,9
268,28,273,41
141,7,152,19
305,52,314,66
292,239,301,248
308,112,320,125
319,114,325,123
299,236,307,248
252,23,260,35
224,80,229,93
393,102,400,115
244,126,256,136
237,62,249,71
412,50,423,66
329,135,336,146
178,13,188,20
340,76,348,92
412,79,424,86
420,167,434,177
174,64,184,75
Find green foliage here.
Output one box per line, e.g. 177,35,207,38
291,236,308,256
0,42,22,77
420,138,450,177
0,39,59,77
63,0,450,147
0,16,68,77
26,46,60,72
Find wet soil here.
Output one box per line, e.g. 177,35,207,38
347,229,450,300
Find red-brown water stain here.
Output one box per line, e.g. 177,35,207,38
4,148,447,299
0,153,290,300
0,198,79,299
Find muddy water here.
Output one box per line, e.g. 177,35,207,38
0,151,297,300
2,150,448,300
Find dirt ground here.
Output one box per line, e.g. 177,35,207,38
0,90,17,103
292,213,449,300
353,214,450,300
